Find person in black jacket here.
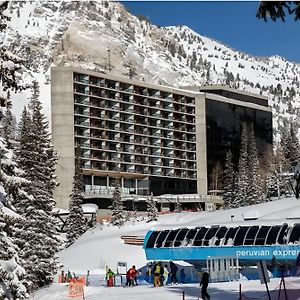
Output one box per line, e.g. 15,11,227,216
169,261,178,284
200,271,210,300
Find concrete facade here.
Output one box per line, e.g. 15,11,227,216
51,67,272,209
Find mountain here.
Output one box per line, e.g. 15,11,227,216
3,1,300,135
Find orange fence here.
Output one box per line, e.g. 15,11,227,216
68,277,85,298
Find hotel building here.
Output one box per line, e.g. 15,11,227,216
51,67,272,210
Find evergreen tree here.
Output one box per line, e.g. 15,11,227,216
237,123,249,206
146,192,158,222
247,124,263,204
1,103,17,149
257,1,300,22
280,122,300,170
223,150,238,209
0,137,30,298
0,2,26,107
66,146,85,247
14,82,60,289
174,198,183,213
0,207,28,300
110,176,125,227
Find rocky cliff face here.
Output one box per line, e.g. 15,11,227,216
4,1,300,134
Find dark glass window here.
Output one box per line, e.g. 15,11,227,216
164,229,180,247
214,226,228,246
224,227,239,245
193,227,209,246
202,227,219,246
244,226,259,245
277,224,288,244
155,230,170,248
174,228,189,247
145,231,160,248
255,226,271,245
183,229,197,246
205,99,272,190
233,227,249,246
266,226,281,245
288,224,300,244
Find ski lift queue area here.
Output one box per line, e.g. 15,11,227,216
143,224,300,268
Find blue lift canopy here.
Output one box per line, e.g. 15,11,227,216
143,223,300,266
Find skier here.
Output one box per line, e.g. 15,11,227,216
146,263,153,284
163,265,169,285
153,261,162,287
106,268,115,287
126,265,137,287
180,268,186,284
200,271,210,300
160,263,164,286
169,261,178,284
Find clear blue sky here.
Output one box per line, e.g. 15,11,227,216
122,1,300,63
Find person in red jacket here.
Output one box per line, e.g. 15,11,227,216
125,265,137,287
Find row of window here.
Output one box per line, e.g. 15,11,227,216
145,224,300,248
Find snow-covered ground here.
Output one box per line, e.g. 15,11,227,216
34,277,300,300
35,197,300,299
59,197,300,271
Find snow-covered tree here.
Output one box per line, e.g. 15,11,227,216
237,123,249,206
0,207,28,300
110,176,125,227
146,192,158,222
280,121,300,170
1,103,17,149
174,198,183,213
0,135,30,299
65,146,85,248
0,2,27,107
14,82,60,289
223,150,238,209
247,124,264,205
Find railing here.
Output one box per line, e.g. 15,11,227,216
120,235,144,246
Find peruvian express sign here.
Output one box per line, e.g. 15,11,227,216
144,245,300,261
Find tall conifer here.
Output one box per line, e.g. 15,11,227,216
237,123,249,206
247,124,263,204
223,150,238,209
14,82,60,289
146,192,158,222
66,146,86,247
110,176,125,227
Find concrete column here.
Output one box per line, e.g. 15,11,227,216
91,175,94,190
51,67,75,209
195,94,207,195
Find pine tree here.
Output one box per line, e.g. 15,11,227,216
0,2,26,107
146,192,158,222
66,146,86,247
174,198,183,213
247,124,263,205
110,176,125,227
0,137,30,298
237,123,249,206
280,122,300,171
0,207,28,299
223,150,238,209
1,104,17,149
14,82,60,289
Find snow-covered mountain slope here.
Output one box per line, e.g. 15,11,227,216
4,1,300,133
59,197,300,271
